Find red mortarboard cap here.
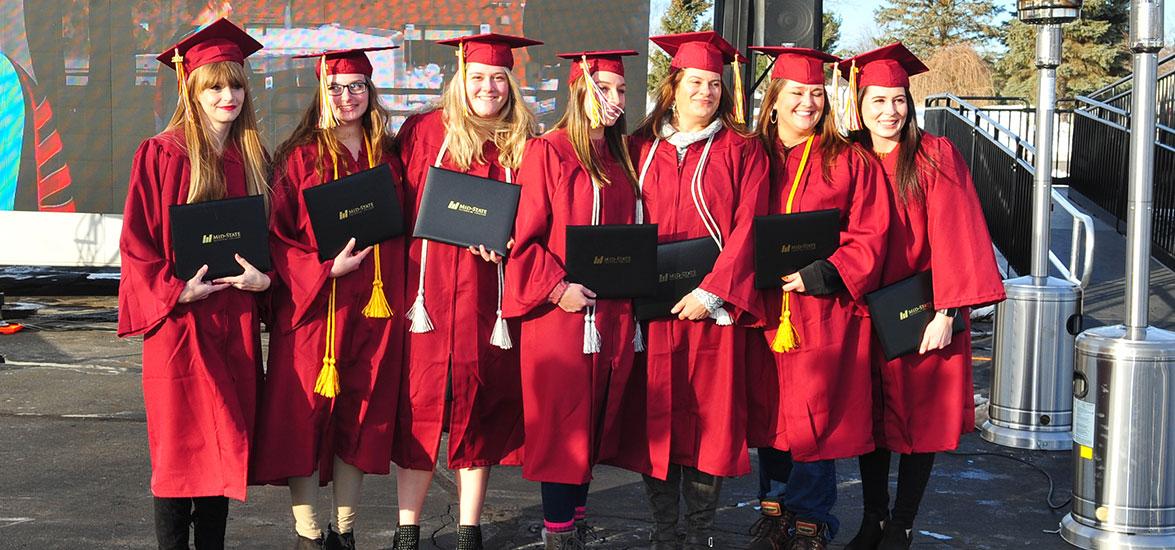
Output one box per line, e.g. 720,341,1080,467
557,50,638,83
293,46,398,78
437,33,543,70
839,42,928,89
649,31,747,74
156,18,262,72
748,46,839,85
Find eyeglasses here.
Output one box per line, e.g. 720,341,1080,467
326,81,369,96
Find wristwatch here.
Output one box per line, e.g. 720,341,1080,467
937,308,959,318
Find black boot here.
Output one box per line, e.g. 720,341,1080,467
324,524,355,550
681,467,722,550
191,496,228,550
456,524,483,550
643,470,681,550
786,520,830,550
294,533,325,550
747,499,794,550
843,510,887,550
543,528,585,550
154,497,193,550
877,522,911,550
392,525,419,550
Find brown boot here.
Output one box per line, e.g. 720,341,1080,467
747,499,794,550
787,520,830,550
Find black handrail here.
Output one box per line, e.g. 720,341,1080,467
1086,52,1175,101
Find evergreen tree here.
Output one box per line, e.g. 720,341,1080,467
996,0,1130,98
823,12,843,54
874,0,1004,57
648,0,714,95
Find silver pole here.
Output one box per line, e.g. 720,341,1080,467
1031,24,1062,283
1125,0,1163,339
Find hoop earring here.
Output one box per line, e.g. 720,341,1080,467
770,109,778,124
670,102,677,115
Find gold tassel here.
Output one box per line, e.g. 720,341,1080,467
582,55,602,128
732,59,746,125
846,61,862,132
358,137,392,318
457,42,472,114
317,56,339,130
172,48,193,123
314,279,341,397
771,292,800,353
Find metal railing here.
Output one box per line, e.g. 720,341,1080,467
925,93,1096,286
924,96,1074,178
1086,53,1175,129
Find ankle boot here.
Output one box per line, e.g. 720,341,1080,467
324,524,355,550
747,499,794,550
786,520,830,550
843,510,887,550
392,525,419,550
877,522,911,550
642,473,681,550
681,467,722,550
543,528,585,550
456,524,483,550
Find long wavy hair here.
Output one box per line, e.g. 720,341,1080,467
273,75,394,183
165,60,269,207
754,77,859,184
851,87,936,204
634,67,752,140
551,75,638,194
434,66,537,171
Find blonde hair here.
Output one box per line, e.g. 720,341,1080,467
273,76,394,183
552,75,637,194
165,61,270,206
437,67,537,171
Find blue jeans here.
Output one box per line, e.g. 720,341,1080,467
756,447,839,539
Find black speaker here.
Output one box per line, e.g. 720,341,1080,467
761,0,824,50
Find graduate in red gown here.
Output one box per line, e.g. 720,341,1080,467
838,43,1006,550
391,33,540,550
252,46,406,550
615,31,768,550
116,18,270,550
504,49,640,549
743,47,890,550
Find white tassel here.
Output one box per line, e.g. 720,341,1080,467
491,310,513,350
633,320,645,353
583,309,601,354
405,291,434,333
711,306,733,326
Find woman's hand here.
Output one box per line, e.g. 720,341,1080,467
213,254,271,293
468,239,513,264
671,293,711,321
178,264,230,304
919,312,956,354
330,238,373,278
558,283,597,313
781,272,806,293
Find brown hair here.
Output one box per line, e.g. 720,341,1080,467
165,61,270,207
754,77,860,184
550,76,638,194
851,87,937,204
273,76,394,183
634,68,752,140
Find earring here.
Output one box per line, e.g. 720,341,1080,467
770,109,778,124
670,102,677,115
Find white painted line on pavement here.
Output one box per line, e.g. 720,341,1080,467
1,360,131,375
0,517,34,528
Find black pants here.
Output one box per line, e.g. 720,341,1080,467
154,496,229,550
858,449,936,528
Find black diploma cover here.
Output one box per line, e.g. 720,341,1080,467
752,208,840,288
865,270,966,360
170,194,271,281
634,236,721,321
564,223,659,299
412,166,521,256
303,163,405,262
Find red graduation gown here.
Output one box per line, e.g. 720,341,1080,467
117,131,262,501
393,110,524,470
870,133,1006,454
609,127,769,480
504,130,638,484
251,140,407,484
746,136,890,462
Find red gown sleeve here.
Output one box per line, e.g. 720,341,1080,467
698,137,770,324
269,146,334,330
117,139,185,337
926,138,1007,309
827,149,891,300
503,138,566,318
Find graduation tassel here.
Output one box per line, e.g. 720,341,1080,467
172,48,194,124
457,42,472,115
731,58,746,125
583,307,602,354
359,140,392,319
771,292,800,353
490,262,513,350
633,321,645,353
581,56,603,128
406,240,435,333
846,61,862,132
315,279,341,397
317,56,339,130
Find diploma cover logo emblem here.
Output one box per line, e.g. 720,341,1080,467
780,242,818,254
447,200,488,217
593,255,633,265
899,302,932,320
201,231,242,245
339,202,376,220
